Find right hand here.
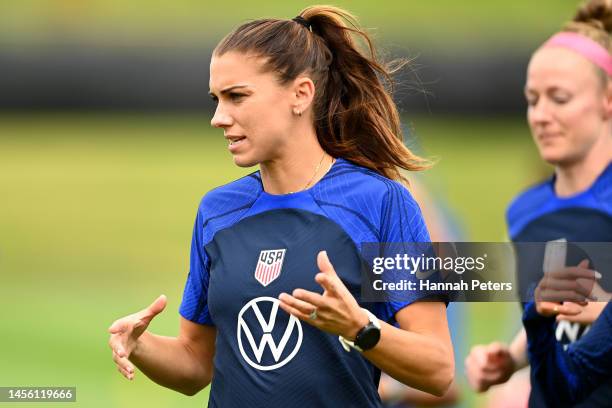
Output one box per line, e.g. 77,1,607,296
108,295,167,380
535,260,599,317
465,342,515,392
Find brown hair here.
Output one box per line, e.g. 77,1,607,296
213,5,429,181
563,0,612,82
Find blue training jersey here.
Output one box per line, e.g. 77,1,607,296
506,162,612,408
523,302,612,406
179,158,433,408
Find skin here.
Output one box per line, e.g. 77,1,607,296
465,45,612,393
525,47,612,197
209,51,333,194
108,51,454,396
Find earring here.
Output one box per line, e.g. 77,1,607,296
294,107,302,116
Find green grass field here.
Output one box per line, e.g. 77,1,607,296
0,114,543,407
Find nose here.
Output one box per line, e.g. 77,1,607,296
528,98,553,127
211,104,233,128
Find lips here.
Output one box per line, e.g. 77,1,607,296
226,135,246,144
226,135,246,152
538,132,562,142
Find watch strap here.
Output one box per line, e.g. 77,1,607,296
338,308,380,353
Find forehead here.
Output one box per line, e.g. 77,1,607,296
209,52,272,91
526,47,599,90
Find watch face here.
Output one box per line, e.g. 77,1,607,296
356,324,381,350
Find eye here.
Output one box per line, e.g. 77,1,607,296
229,93,246,102
525,95,538,107
551,94,570,104
210,94,219,104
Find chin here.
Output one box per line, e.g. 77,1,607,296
539,149,581,168
537,145,566,165
232,154,259,168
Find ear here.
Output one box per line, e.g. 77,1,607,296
603,79,612,120
292,76,316,114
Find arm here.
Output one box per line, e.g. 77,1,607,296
524,301,612,405
379,374,460,407
522,261,609,405
361,302,454,396
130,318,216,395
279,251,454,397
108,296,216,396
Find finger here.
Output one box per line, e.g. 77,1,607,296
540,279,596,300
113,350,134,373
317,251,337,276
113,353,134,377
292,288,324,307
554,302,583,317
465,362,492,392
108,320,127,334
315,272,340,295
485,342,507,362
540,301,583,316
279,293,316,315
139,295,167,321
278,298,312,322
537,301,563,316
538,289,587,303
548,266,599,280
542,278,588,292
470,346,490,368
109,335,128,357
117,364,134,381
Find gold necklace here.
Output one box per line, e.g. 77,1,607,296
288,153,334,194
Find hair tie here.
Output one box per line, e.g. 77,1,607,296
292,16,312,32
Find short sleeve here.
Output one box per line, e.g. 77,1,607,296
377,181,444,322
179,208,214,325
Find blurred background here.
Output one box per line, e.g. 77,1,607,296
0,1,573,407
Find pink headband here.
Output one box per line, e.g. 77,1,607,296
542,32,612,76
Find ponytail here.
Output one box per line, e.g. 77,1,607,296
214,5,429,181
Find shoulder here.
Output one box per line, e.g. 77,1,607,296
506,178,552,232
197,172,263,224
315,158,425,240
592,163,612,207
318,158,414,203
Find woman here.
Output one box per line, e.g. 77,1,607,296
465,0,612,406
108,6,454,407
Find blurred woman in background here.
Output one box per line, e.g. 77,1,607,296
465,0,612,406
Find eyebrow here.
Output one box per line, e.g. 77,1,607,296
208,84,249,97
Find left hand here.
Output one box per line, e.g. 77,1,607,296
278,250,369,340
555,301,609,325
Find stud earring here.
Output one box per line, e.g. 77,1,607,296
294,108,302,116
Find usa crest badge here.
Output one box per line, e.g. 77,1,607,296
254,249,286,287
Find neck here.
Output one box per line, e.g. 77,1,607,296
259,127,331,195
554,134,612,197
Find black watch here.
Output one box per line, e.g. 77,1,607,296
339,308,381,352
